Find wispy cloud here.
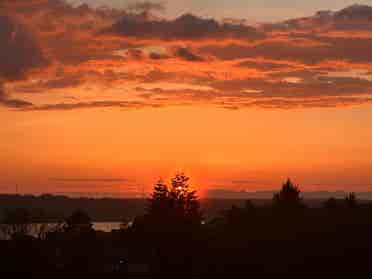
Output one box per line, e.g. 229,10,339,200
49,178,131,183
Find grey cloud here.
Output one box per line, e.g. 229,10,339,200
106,13,263,40
0,15,48,81
174,47,205,62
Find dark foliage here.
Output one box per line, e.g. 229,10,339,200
64,210,93,233
135,174,202,235
1,177,372,276
273,178,304,212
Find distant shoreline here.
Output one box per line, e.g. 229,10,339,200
0,193,371,223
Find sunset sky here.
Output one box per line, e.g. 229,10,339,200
2,1,372,196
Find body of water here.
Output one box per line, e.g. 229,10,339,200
92,222,122,232
0,222,123,240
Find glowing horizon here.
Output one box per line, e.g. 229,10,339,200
1,1,372,196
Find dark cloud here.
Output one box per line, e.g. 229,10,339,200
266,4,372,31
126,48,145,60
335,4,372,21
236,60,293,71
174,47,205,62
0,84,33,108
200,36,372,64
23,100,162,111
106,13,263,40
1,0,127,66
0,98,34,109
3,2,372,111
0,15,48,81
0,0,125,20
149,52,170,59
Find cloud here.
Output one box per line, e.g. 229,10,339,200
174,47,205,62
0,98,34,109
49,178,130,182
237,60,293,71
0,84,33,108
127,1,165,14
0,15,48,81
3,2,372,110
106,13,263,40
22,100,162,111
149,52,170,59
265,4,372,32
199,36,372,65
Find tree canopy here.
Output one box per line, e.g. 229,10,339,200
273,179,304,211
142,173,202,232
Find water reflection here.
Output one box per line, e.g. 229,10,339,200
0,222,122,240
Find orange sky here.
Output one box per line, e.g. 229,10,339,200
2,105,372,195
1,1,372,196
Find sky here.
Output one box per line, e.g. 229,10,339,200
1,0,372,197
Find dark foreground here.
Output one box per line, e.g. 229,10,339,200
1,207,372,277
2,178,372,277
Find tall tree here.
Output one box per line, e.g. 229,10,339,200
144,173,202,230
169,173,202,224
273,179,303,210
344,192,357,209
146,179,170,220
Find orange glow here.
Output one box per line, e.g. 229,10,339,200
2,1,372,196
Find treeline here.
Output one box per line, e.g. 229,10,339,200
0,194,145,222
0,194,272,222
1,175,372,276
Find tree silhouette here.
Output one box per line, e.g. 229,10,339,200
324,197,338,210
146,179,170,220
169,173,202,224
64,210,93,233
344,192,357,209
223,200,256,227
244,200,255,212
143,173,202,232
273,179,303,211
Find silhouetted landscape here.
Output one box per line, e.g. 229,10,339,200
2,175,372,276
1,191,371,222
3,0,372,276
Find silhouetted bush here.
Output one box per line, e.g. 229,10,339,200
64,210,93,233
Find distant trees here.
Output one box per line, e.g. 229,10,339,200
273,179,304,212
324,197,338,210
64,210,93,233
344,192,357,209
1,208,33,239
222,200,256,228
139,173,202,233
323,193,359,211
